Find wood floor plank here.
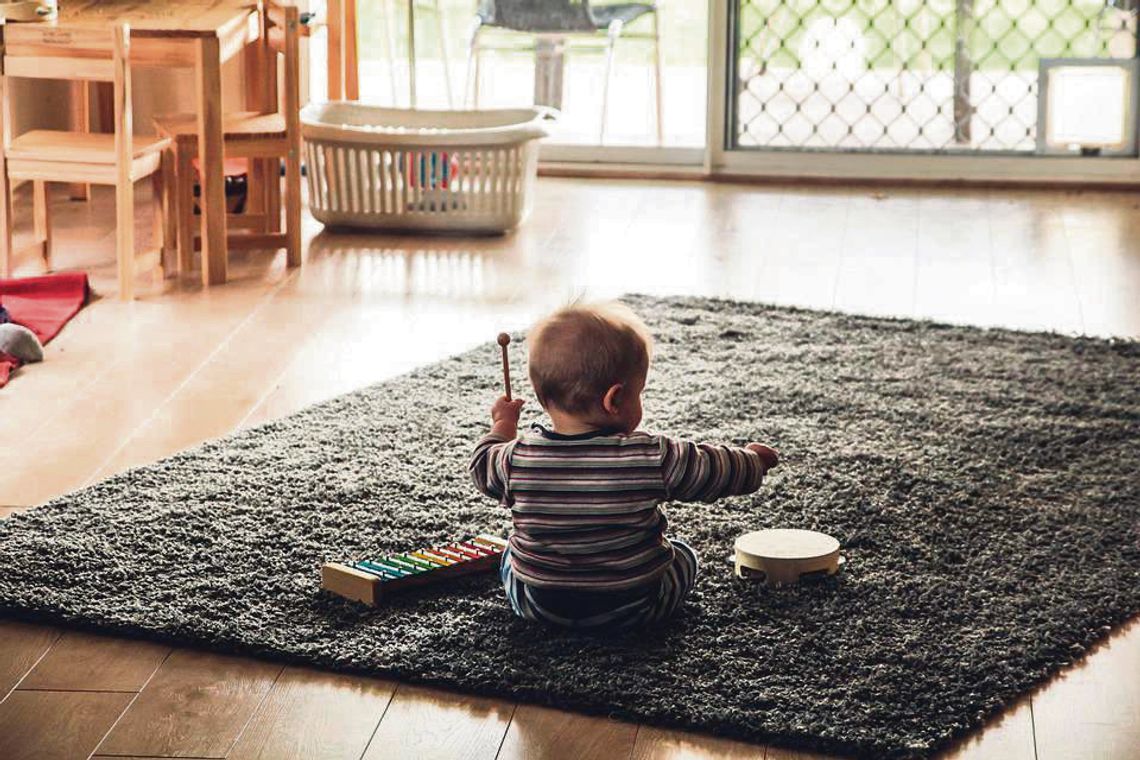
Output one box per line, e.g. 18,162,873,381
0,187,282,441
716,189,851,310
360,684,513,760
832,191,919,319
985,193,1083,334
938,698,1036,760
1062,205,1140,337
0,276,291,506
629,725,768,759
18,630,170,692
763,748,845,760
88,274,347,481
0,621,60,699
239,300,532,430
1031,617,1140,760
496,704,638,760
913,191,1001,328
95,649,282,758
227,666,397,760
0,689,134,760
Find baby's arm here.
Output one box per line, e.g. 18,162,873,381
661,437,778,503
469,395,525,501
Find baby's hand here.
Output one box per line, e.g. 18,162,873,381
491,395,525,427
746,443,780,470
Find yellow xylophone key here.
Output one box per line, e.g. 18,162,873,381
412,550,453,566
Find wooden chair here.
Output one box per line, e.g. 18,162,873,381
154,0,302,276
0,24,170,299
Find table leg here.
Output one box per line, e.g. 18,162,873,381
345,0,360,100
534,37,565,110
244,31,267,230
175,147,195,273
328,0,344,100
68,82,91,201
196,37,228,286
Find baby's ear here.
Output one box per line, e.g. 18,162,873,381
602,383,624,415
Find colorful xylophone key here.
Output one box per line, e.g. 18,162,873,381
321,535,509,606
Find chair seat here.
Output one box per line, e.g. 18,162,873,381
477,1,655,32
8,131,170,163
154,111,287,143
588,3,656,28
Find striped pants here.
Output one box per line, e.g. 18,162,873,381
500,539,699,631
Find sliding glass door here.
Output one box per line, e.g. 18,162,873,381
334,0,708,152
309,0,1140,178
712,0,1140,179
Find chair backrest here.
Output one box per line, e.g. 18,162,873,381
0,23,133,166
1,22,130,84
477,0,596,33
260,1,301,144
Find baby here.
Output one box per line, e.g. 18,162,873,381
470,302,779,631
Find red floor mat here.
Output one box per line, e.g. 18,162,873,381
0,272,90,387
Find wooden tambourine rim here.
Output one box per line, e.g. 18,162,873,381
734,528,840,563
732,528,844,585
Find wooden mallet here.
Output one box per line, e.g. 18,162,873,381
497,332,512,400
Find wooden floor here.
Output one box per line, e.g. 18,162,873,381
1,178,1138,760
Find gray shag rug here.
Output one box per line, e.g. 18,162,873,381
1,295,1138,759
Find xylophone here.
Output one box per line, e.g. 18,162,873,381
321,535,509,606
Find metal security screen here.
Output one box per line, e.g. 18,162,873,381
731,0,1139,152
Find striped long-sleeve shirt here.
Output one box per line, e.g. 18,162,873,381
470,424,768,591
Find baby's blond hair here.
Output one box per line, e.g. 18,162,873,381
527,301,653,414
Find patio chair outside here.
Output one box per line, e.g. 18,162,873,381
466,0,664,143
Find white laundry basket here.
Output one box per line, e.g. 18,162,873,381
301,103,555,234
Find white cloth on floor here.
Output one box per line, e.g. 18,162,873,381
0,323,44,362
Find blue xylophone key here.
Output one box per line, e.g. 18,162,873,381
356,561,402,579
352,563,387,579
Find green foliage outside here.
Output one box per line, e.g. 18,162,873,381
739,0,1123,72
353,0,1129,73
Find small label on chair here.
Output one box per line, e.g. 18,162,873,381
41,31,73,45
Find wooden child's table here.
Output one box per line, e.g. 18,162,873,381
2,0,264,286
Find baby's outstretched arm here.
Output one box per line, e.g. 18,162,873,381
746,443,780,470
662,437,778,503
469,395,525,501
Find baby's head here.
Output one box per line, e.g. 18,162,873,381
528,301,653,433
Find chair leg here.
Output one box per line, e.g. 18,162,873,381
247,158,267,232
285,149,302,268
0,160,12,279
155,156,171,282
600,21,623,145
33,180,52,271
652,12,664,145
117,177,136,301
434,0,454,108
265,158,282,233
175,147,195,273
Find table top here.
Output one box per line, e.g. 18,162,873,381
52,0,257,38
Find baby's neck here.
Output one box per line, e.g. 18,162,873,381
547,408,612,436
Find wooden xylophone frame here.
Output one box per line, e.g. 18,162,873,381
321,534,509,606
